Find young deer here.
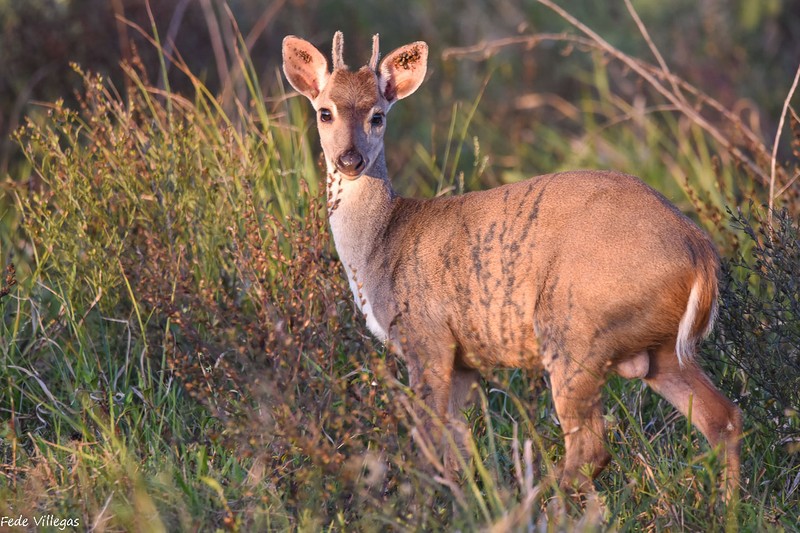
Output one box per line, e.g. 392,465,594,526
282,32,742,498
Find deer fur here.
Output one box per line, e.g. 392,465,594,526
282,31,742,498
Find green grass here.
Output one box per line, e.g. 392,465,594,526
1,8,799,532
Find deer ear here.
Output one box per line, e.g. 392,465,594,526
378,41,428,106
282,36,330,101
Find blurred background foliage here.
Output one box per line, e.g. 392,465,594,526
1,0,798,178
2,0,800,265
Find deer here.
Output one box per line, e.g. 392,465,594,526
282,31,742,499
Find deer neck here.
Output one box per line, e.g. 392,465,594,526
326,148,395,290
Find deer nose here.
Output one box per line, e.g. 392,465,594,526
336,149,366,176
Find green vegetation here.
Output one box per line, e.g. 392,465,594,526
1,1,799,530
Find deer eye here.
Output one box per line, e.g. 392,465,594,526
370,113,384,126
319,109,332,122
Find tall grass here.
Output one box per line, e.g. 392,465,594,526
1,3,799,531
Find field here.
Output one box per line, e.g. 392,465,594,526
1,1,799,531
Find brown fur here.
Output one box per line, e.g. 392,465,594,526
282,33,742,499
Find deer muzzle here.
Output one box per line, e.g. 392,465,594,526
336,148,366,178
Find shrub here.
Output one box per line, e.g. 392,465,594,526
710,206,800,443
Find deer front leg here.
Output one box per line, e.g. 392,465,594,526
398,333,463,475
445,367,481,474
548,360,610,496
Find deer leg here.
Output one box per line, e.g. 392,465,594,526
401,336,457,472
444,367,480,473
549,363,610,495
644,344,742,500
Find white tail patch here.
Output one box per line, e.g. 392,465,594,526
703,292,719,339
675,278,715,367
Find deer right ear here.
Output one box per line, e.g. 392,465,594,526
378,41,428,107
282,36,330,101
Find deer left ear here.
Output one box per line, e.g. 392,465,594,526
378,41,428,107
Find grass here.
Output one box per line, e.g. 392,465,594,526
1,3,799,531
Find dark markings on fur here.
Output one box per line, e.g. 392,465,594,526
394,46,421,70
294,47,312,64
420,383,433,400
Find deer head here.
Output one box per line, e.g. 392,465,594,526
282,32,428,180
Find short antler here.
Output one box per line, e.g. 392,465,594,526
369,34,380,71
332,31,345,70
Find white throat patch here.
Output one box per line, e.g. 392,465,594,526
327,170,389,343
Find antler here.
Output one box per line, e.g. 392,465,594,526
332,31,345,70
369,34,380,71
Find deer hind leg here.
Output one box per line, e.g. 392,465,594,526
644,343,743,500
549,361,611,495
